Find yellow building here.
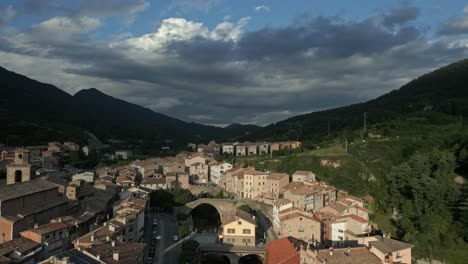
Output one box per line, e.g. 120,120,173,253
220,211,256,247
243,169,267,199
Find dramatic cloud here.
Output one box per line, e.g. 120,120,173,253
0,4,467,126
21,0,149,25
439,16,468,35
255,6,270,13
381,4,420,28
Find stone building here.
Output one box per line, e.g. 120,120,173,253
20,222,70,260
0,179,68,242
6,148,32,185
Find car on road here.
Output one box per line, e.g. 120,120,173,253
156,235,161,240
257,239,266,246
173,235,178,241
146,257,152,263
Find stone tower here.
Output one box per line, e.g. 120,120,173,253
6,148,32,185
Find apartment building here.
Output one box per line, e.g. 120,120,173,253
243,169,267,199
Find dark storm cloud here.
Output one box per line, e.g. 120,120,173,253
0,8,466,125
438,16,468,35
381,5,420,28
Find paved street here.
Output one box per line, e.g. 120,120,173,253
157,213,180,264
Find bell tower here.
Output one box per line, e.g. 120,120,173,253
6,148,32,185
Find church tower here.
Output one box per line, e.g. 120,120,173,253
6,148,32,185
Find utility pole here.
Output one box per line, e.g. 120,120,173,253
363,112,367,133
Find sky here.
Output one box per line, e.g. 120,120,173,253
0,0,468,127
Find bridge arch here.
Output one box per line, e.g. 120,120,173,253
238,254,263,264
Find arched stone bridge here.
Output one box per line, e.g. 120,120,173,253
174,198,238,223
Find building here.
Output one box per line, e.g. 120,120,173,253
115,150,133,160
177,172,190,189
330,214,369,247
272,199,293,232
209,162,233,185
265,237,300,264
6,148,32,185
243,169,267,199
307,247,381,264
0,179,68,242
266,173,290,199
139,176,166,190
258,143,270,155
283,182,320,211
292,171,316,182
362,235,414,264
275,209,321,245
72,171,95,183
39,248,103,264
235,144,247,156
0,236,42,263
220,211,256,247
224,167,244,194
20,222,70,260
66,180,95,200
85,241,146,264
247,144,258,156
222,144,234,155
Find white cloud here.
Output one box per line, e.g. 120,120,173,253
123,17,250,50
255,5,270,13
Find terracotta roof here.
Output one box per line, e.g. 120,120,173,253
345,195,364,203
316,247,381,264
274,199,293,207
0,179,59,201
284,182,315,196
245,170,267,176
24,222,68,235
265,237,300,264
267,173,289,180
345,214,368,224
0,237,40,255
369,236,414,254
85,241,146,264
293,170,312,176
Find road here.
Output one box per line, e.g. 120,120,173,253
157,213,180,264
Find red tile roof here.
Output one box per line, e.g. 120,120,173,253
265,237,300,264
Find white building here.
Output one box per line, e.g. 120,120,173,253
292,170,316,182
222,144,234,155
331,219,347,247
115,150,133,160
272,199,294,230
72,171,95,182
209,162,233,185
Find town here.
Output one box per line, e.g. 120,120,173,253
0,141,413,264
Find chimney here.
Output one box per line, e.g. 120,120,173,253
113,251,119,261
388,253,394,264
62,256,70,264
111,240,116,247
103,222,107,226
96,255,100,260
329,247,333,256
109,224,115,231
91,234,95,241
34,223,39,228
106,236,110,241
58,217,62,223
387,232,391,239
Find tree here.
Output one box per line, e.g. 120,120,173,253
179,240,199,264
173,189,194,205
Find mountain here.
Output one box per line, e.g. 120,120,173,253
0,66,259,148
244,58,468,142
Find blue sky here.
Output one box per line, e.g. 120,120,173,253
0,0,467,126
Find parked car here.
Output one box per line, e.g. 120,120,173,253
156,235,161,240
173,235,178,241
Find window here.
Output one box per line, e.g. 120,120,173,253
227,228,235,234
338,236,343,240
298,226,304,232
242,229,251,234
338,229,344,233
242,238,251,244
226,238,236,243
238,221,242,225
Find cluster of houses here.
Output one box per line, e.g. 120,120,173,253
0,147,152,263
189,140,302,157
